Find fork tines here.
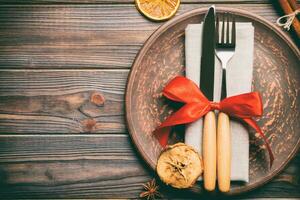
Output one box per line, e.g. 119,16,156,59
216,13,236,48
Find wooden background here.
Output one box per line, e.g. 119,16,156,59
0,0,299,199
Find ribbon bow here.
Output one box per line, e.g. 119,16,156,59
155,76,274,167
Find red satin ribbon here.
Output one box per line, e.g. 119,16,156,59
154,76,274,167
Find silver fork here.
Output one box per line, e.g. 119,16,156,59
216,13,236,100
215,12,236,193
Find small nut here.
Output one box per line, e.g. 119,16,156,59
156,143,203,189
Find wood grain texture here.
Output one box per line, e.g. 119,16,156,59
0,0,276,4
0,4,282,69
0,135,149,199
0,0,299,199
0,70,128,133
0,135,299,199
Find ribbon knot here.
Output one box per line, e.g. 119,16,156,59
154,76,274,167
210,102,220,110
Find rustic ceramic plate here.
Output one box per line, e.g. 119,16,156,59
126,7,300,195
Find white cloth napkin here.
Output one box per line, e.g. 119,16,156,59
184,23,254,182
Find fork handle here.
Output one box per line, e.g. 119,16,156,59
203,111,217,191
217,112,231,192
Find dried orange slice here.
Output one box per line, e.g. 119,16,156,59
135,0,180,21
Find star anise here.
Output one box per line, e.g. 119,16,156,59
140,178,163,200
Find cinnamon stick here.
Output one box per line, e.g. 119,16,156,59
278,0,300,38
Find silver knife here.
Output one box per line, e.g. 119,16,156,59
200,6,217,191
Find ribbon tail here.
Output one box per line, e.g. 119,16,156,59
153,103,210,148
243,118,274,168
153,127,171,147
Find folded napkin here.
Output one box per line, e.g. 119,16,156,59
184,23,254,182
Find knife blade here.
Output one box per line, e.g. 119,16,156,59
200,6,217,192
200,6,215,100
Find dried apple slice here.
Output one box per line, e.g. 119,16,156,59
156,143,203,189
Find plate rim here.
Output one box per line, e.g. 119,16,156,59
125,6,300,195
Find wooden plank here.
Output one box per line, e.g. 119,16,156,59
0,4,281,69
0,0,274,4
0,4,281,30
0,135,299,199
0,70,128,133
0,134,150,199
0,33,145,69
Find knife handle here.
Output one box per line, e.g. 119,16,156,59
203,111,217,191
217,112,231,192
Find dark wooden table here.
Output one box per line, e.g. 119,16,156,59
0,0,299,199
